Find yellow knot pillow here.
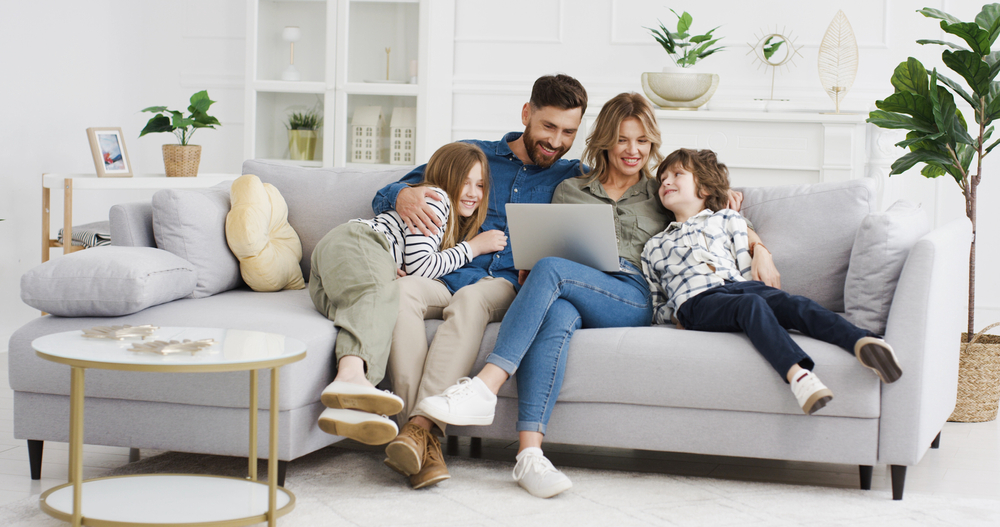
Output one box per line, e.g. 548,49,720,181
226,174,305,292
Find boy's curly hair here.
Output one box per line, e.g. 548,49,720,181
657,149,730,212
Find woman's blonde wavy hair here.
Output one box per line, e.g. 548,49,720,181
581,92,663,183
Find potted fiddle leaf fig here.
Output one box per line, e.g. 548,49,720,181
139,90,220,177
866,3,1000,421
641,9,725,109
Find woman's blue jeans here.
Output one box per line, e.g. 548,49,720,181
485,257,652,434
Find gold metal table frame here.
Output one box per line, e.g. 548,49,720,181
33,331,305,527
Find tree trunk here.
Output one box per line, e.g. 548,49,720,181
968,179,977,338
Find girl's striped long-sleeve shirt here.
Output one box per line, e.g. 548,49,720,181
352,186,473,279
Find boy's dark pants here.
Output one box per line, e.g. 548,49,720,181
675,281,871,381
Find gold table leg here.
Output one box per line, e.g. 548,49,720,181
269,367,279,527
249,370,258,481
70,367,85,527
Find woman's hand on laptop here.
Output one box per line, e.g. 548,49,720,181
397,187,444,236
469,229,507,257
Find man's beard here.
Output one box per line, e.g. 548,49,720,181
522,127,569,168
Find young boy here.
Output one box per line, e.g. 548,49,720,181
640,148,902,414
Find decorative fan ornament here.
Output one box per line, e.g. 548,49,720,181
817,10,859,113
129,339,217,355
82,325,159,340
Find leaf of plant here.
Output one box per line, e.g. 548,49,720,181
876,91,935,123
976,3,1000,36
676,11,692,35
891,58,929,97
921,163,948,178
889,148,955,175
985,136,1000,154
938,72,980,110
141,106,168,113
895,131,946,149
138,114,172,137
867,110,939,133
931,80,974,145
916,39,970,51
171,114,194,129
957,143,976,173
943,50,993,95
764,40,784,60
984,92,1000,122
918,7,962,25
690,33,713,44
941,21,991,55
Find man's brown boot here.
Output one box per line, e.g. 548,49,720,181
409,433,450,489
385,422,427,476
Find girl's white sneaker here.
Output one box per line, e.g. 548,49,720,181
513,447,572,498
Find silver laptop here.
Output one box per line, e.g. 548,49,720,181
506,203,620,272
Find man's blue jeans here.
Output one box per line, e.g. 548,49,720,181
675,281,872,381
485,257,652,434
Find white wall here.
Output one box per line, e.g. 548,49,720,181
1,0,997,349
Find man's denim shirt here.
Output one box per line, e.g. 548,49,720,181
371,132,583,293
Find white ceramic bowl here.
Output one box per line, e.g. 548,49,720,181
641,71,720,110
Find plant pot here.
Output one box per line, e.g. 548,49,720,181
288,129,318,161
162,144,202,177
948,324,1000,423
641,69,720,110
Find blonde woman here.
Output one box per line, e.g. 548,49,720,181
311,142,506,446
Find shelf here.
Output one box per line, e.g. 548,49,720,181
343,82,418,96
254,80,327,94
257,158,323,167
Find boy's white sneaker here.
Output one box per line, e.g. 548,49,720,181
513,448,572,498
416,377,496,426
854,337,903,384
790,369,833,415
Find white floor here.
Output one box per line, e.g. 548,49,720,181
1,350,998,511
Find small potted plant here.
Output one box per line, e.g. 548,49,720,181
642,9,725,109
139,90,220,177
286,105,323,162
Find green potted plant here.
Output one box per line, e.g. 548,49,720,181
641,9,725,109
866,4,1000,421
286,106,323,162
139,90,220,177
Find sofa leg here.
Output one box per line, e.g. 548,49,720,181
129,448,141,463
931,432,941,449
446,436,459,456
890,465,907,500
27,440,43,480
277,460,288,487
470,437,482,458
859,465,873,490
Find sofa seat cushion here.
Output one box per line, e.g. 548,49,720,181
8,288,334,412
487,325,881,419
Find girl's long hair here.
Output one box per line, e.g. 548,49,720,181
581,92,663,183
416,142,490,249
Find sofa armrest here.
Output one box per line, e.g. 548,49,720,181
110,202,155,248
878,217,972,466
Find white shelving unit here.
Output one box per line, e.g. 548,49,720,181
244,0,454,168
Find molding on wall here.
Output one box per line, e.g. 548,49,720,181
454,0,563,44
609,0,889,49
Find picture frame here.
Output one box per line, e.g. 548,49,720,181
86,127,132,177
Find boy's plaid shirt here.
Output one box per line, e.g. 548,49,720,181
641,208,753,325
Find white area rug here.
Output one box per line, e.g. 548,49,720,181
2,446,999,526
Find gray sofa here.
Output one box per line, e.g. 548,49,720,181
9,160,971,499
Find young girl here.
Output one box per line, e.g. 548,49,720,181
310,142,507,445
641,148,903,415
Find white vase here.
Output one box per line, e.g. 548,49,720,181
641,66,720,110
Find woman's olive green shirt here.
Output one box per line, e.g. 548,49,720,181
552,175,673,270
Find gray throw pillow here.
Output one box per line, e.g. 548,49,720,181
20,247,197,317
844,200,931,334
152,182,241,298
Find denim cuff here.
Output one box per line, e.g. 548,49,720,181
485,353,518,376
516,420,547,435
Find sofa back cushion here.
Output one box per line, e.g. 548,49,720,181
242,160,412,278
738,178,876,312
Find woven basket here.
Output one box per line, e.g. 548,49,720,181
162,144,201,177
948,322,1000,423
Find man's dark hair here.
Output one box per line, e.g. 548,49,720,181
529,74,588,115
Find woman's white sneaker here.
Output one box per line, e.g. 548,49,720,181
416,377,497,426
513,448,572,498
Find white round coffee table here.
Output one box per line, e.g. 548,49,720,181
32,327,307,527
